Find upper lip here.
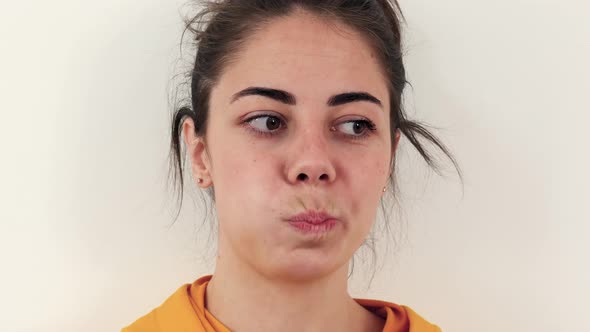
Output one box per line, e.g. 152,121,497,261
288,210,338,224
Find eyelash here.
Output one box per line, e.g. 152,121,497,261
242,113,377,141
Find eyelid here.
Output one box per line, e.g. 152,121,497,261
241,111,286,122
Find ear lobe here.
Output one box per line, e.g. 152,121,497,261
182,119,212,187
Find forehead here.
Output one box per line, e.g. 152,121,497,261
212,10,389,107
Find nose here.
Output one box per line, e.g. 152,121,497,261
286,128,336,186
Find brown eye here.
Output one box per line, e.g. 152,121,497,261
336,120,375,137
246,115,284,133
266,117,281,130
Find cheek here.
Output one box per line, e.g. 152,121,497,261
209,133,280,224
216,147,278,201
207,118,272,193
346,149,390,226
348,146,390,190
213,148,287,263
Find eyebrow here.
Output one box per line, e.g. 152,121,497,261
230,86,383,110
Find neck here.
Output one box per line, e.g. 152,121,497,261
205,248,384,332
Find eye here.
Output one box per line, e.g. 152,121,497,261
244,114,285,136
335,119,377,139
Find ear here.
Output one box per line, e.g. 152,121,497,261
382,129,401,195
388,128,401,176
182,118,213,188
392,127,401,156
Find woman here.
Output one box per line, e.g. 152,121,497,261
123,0,458,331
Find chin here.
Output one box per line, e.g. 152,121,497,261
266,251,347,283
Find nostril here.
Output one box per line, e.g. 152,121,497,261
297,173,308,181
319,174,329,181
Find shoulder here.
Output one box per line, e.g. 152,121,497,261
403,305,443,332
121,284,195,332
355,298,442,332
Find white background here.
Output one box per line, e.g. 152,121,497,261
1,0,589,331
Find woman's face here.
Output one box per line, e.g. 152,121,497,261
186,10,399,282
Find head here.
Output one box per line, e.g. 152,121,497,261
170,0,459,283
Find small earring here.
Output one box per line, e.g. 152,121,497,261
197,178,203,184
382,187,386,193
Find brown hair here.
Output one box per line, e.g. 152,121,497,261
167,0,461,271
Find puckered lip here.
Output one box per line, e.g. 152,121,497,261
287,210,338,225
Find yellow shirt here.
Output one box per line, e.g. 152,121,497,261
122,275,442,332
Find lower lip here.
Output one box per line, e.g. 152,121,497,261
288,219,338,234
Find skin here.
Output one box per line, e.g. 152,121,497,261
183,8,401,332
